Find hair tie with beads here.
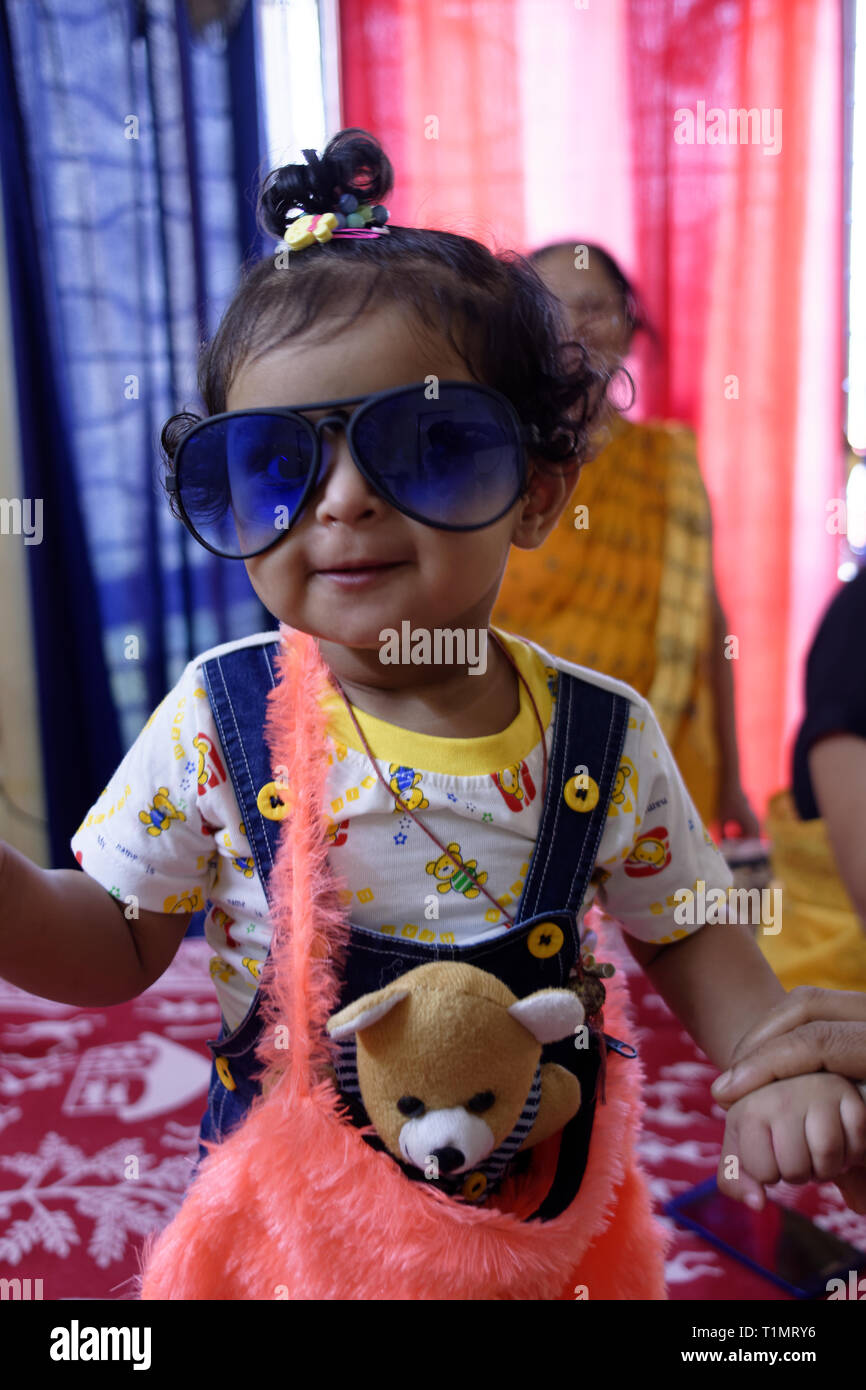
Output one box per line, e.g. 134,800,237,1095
283,155,390,251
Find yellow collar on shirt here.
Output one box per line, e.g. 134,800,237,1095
318,629,554,776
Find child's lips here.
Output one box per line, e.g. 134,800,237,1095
314,560,406,587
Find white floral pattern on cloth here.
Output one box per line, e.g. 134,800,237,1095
1,935,865,1299
0,941,219,1293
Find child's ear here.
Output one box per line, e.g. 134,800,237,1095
510,456,580,550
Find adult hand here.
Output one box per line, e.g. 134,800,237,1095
716,779,761,840
711,987,866,1214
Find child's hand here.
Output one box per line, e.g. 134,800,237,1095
716,1072,866,1210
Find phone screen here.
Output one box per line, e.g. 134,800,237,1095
671,1184,866,1294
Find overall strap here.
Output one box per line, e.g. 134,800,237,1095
516,669,630,924
516,668,631,1225
200,637,283,911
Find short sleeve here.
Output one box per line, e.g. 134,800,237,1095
792,568,866,819
70,661,223,916
594,698,734,945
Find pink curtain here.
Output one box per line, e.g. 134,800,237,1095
340,0,843,816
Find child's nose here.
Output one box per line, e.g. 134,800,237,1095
312,428,384,526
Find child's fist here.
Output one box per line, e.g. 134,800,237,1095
717,1072,866,1210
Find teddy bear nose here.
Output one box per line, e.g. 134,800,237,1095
431,1145,465,1174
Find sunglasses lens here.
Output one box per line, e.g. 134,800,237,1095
353,385,524,527
176,414,314,557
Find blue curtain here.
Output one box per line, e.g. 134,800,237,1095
0,0,273,873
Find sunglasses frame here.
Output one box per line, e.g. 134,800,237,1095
166,379,532,560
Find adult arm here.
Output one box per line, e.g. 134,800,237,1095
627,936,866,1210
708,577,760,836
710,987,866,1098
807,732,866,927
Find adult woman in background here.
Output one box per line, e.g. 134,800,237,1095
493,243,757,835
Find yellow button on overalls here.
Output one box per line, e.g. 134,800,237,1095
563,774,600,813
256,780,290,821
461,1171,487,1201
527,922,564,958
215,1056,236,1091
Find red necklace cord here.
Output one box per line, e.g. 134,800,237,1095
328,629,550,927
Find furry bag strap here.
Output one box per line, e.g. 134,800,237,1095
138,626,668,1300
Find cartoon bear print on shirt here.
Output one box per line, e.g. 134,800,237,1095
388,764,429,814
623,826,672,877
193,732,227,797
607,757,638,817
139,788,186,837
490,760,537,812
426,842,488,898
326,819,350,848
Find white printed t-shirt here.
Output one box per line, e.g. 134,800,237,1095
71,628,734,1032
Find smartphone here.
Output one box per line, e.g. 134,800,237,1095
664,1177,866,1299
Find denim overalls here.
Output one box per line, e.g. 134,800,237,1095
195,636,635,1221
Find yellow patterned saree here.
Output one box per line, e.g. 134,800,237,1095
761,792,866,992
493,416,719,824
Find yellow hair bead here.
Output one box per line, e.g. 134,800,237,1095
283,211,338,250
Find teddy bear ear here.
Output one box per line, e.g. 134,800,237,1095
326,989,410,1041
507,990,585,1044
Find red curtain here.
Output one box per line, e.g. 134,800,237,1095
339,0,843,817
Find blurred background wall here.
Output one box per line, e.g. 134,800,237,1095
0,0,863,869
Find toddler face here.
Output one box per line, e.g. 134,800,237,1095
229,303,558,655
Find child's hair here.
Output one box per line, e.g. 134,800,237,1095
160,128,618,521
529,240,657,346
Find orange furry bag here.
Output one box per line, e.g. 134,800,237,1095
138,629,668,1300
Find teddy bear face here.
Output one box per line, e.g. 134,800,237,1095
327,962,585,1180
355,994,539,1173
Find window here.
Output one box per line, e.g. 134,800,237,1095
256,0,341,172
843,0,866,566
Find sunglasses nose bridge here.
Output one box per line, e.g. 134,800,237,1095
312,411,353,474
310,409,376,497
313,410,351,437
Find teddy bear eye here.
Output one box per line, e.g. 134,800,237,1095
397,1095,425,1117
467,1091,495,1114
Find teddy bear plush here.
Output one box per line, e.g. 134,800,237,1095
326,960,585,1182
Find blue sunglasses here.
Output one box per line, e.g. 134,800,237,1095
167,380,530,559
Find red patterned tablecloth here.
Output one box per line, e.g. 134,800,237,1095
1,935,864,1300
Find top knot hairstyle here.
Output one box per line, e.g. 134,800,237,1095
260,127,393,224
160,128,621,518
